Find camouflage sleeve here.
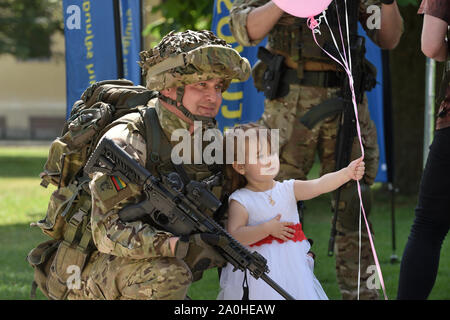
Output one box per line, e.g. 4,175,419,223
229,0,271,47
89,123,175,259
359,0,382,47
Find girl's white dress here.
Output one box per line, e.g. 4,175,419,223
217,179,328,300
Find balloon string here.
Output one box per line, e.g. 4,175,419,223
333,0,350,71
344,0,353,73
306,17,319,30
332,3,362,300
358,205,362,300
323,14,347,68
306,11,326,34
308,19,388,301
358,180,388,300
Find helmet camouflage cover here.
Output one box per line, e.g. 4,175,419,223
139,30,251,91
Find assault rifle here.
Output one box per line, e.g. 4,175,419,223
84,137,295,300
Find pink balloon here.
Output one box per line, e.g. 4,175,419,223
272,0,333,18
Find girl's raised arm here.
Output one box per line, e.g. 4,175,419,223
294,157,365,201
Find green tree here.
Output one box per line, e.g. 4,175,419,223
143,0,213,47
0,0,63,60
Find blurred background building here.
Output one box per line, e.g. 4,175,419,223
0,33,65,140
0,0,160,140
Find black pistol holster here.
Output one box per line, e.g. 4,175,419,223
257,47,288,100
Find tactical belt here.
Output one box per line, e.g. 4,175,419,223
283,68,342,88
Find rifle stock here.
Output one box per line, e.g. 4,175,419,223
85,138,295,300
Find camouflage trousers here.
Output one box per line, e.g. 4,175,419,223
260,84,380,300
67,251,192,300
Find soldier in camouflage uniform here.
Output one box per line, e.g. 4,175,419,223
229,0,403,299
67,30,251,300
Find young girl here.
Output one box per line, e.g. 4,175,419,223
217,123,365,300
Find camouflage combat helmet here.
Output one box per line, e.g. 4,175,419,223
139,30,251,124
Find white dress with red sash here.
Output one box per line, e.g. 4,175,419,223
217,179,328,300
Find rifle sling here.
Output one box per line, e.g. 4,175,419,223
143,107,190,186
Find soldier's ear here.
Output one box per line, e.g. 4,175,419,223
232,162,245,175
160,88,176,100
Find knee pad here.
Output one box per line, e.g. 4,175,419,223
335,182,372,232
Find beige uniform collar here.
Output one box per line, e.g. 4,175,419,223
153,98,190,137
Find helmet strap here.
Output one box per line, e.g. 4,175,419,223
158,88,216,127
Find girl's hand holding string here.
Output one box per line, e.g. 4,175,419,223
345,157,365,181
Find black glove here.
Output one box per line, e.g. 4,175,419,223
381,0,395,4
174,233,227,281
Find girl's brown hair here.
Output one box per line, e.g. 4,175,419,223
223,122,272,196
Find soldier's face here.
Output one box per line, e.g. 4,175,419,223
182,78,224,118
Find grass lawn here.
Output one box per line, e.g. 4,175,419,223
0,146,448,300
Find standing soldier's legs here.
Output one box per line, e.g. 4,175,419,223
320,93,380,300
68,251,192,300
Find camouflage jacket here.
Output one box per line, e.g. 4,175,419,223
229,0,383,57
89,98,221,259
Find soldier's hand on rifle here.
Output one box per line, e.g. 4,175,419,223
174,233,227,281
345,157,365,181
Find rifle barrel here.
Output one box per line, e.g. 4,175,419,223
260,274,295,300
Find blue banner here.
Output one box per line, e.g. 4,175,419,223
212,0,387,182
212,0,266,131
63,0,119,116
120,0,142,85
